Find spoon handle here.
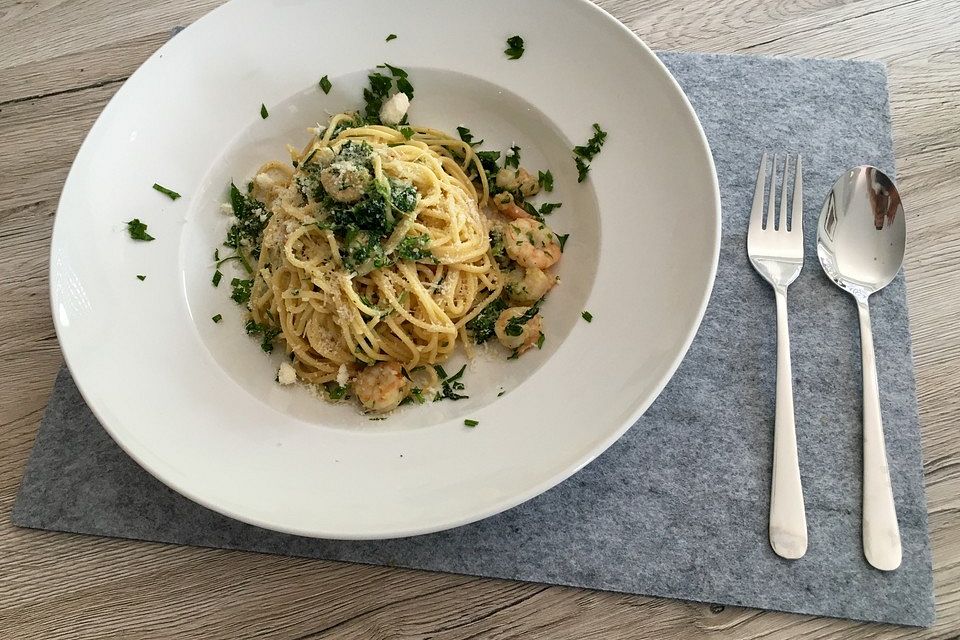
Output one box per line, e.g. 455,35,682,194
857,299,902,571
769,288,807,560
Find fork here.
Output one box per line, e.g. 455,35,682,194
747,153,807,560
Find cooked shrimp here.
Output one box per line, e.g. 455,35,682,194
495,307,543,355
320,160,371,203
496,167,540,198
353,361,410,413
505,267,555,306
492,191,532,221
504,218,561,269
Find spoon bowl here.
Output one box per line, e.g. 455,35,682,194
817,166,905,572
817,166,905,300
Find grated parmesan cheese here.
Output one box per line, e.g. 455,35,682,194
277,362,297,385
336,364,349,387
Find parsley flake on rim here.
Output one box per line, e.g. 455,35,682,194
212,270,223,287
386,33,397,42
464,419,479,427
152,183,181,200
582,310,593,323
136,274,146,281
433,364,468,402
126,218,154,241
260,103,269,119
573,123,608,183
504,35,524,60
556,233,570,252
319,75,332,94
212,314,222,323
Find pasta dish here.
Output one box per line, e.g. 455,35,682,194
215,65,579,413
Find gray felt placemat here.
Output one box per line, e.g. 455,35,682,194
12,51,934,627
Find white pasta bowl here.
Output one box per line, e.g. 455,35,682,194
50,0,720,539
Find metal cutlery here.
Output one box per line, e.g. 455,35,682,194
817,166,905,571
747,153,808,560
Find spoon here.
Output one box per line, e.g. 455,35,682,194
817,166,905,571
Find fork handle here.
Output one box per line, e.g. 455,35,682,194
857,299,902,571
769,288,807,559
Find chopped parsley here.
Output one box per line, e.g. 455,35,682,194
136,274,146,281
386,33,397,42
573,123,607,183
319,75,332,94
556,233,570,252
245,319,280,353
466,298,507,343
152,183,181,200
575,157,590,182
464,419,479,427
212,270,222,286
489,228,510,268
399,126,414,139
504,145,521,169
504,35,525,60
536,332,545,349
582,310,593,322
539,202,562,215
504,298,543,336
497,389,505,397
224,182,270,259
363,63,414,123
126,218,154,241
395,234,431,261
456,126,483,147
400,387,426,406
434,364,468,401
260,103,268,119
522,201,562,220
212,314,222,323
325,382,348,400
538,170,554,192
230,278,253,305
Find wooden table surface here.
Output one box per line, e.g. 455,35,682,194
2,0,958,637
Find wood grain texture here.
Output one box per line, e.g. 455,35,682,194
1,0,958,637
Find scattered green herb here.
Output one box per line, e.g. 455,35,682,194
152,183,181,200
230,277,253,305
361,63,414,125
505,298,543,337
325,382,348,400
212,270,222,287
224,182,270,260
399,126,414,140
395,234,432,261
126,218,154,241
464,419,479,427
319,75,332,94
504,35,525,60
497,389,505,397
434,364,468,401
245,319,281,353
136,274,146,281
212,314,222,323
573,123,607,183
504,145,521,169
466,298,507,343
538,170,554,192
536,332,545,349
556,233,570,252
369,416,387,421
260,103,269,119
582,310,593,323
456,126,483,147
386,33,397,42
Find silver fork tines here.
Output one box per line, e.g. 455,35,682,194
747,152,807,560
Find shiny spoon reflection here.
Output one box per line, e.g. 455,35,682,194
817,166,905,571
